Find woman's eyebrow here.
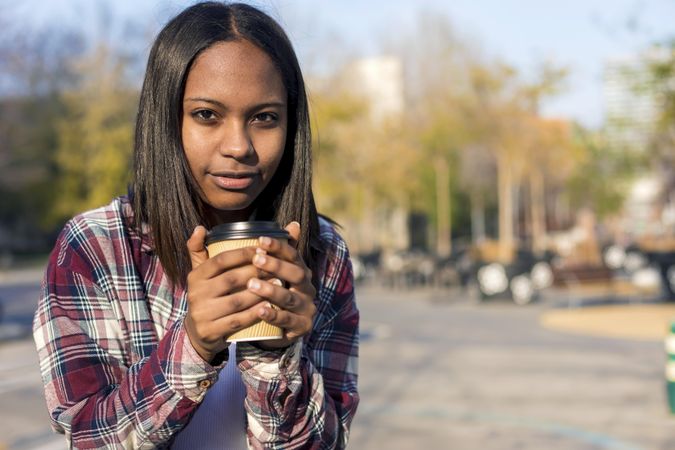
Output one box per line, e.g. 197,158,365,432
183,97,286,111
250,101,286,110
184,97,287,110
184,97,227,108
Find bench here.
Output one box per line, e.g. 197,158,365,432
552,265,655,307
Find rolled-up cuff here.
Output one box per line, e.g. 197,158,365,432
157,319,226,402
236,340,302,380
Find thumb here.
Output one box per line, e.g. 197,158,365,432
284,221,301,249
187,225,209,269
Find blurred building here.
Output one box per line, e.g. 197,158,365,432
603,48,675,239
342,56,404,123
622,176,663,236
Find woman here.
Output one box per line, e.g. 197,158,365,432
33,2,359,449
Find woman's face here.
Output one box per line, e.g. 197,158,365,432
182,39,287,222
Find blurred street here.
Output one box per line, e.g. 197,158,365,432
350,286,674,450
2,275,674,449
0,273,62,450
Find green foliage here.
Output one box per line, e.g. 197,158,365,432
310,92,368,219
0,18,85,253
566,128,641,219
50,45,137,225
0,93,68,251
647,43,675,161
311,89,422,220
0,18,141,251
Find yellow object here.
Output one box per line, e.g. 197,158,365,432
540,304,675,341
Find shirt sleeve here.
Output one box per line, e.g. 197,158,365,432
237,233,360,449
33,222,222,449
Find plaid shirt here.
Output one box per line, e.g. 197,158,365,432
33,196,359,449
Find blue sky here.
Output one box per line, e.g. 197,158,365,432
6,0,674,128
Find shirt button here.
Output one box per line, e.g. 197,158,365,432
198,379,212,390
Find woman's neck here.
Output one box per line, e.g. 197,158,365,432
206,206,255,226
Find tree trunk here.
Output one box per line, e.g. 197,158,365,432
530,170,546,255
470,190,486,244
362,187,376,253
435,156,451,257
497,151,514,263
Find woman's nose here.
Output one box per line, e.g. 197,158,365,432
219,121,253,159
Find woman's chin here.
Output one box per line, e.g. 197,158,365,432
206,203,256,223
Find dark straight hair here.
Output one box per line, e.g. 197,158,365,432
132,1,320,287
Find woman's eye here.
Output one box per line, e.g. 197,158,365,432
252,112,278,124
192,110,217,122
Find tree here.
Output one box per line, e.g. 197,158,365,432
0,4,145,253
524,117,581,252
646,43,675,207
387,11,479,256
310,76,421,252
51,44,137,225
566,128,637,220
0,21,85,251
307,9,600,262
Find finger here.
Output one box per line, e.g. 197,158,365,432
257,235,302,265
195,247,258,280
187,226,209,269
284,221,300,248
247,278,313,311
252,252,309,286
188,289,265,322
212,304,266,340
204,263,261,296
257,304,313,340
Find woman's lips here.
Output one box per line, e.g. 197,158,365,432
210,172,256,190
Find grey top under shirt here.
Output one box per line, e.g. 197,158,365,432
171,343,248,449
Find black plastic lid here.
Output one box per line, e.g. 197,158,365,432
205,221,289,245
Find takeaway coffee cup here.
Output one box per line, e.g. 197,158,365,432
205,221,290,342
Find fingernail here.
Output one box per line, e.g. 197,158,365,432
259,306,268,318
255,247,267,255
259,236,272,246
248,278,261,290
271,278,283,286
254,254,266,265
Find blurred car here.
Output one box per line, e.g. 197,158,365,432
380,250,436,288
468,242,555,305
602,240,675,299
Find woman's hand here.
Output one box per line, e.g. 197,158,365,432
184,226,265,363
246,221,317,349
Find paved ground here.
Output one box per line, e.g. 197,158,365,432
0,272,62,450
0,339,60,450
1,270,674,449
349,286,674,450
